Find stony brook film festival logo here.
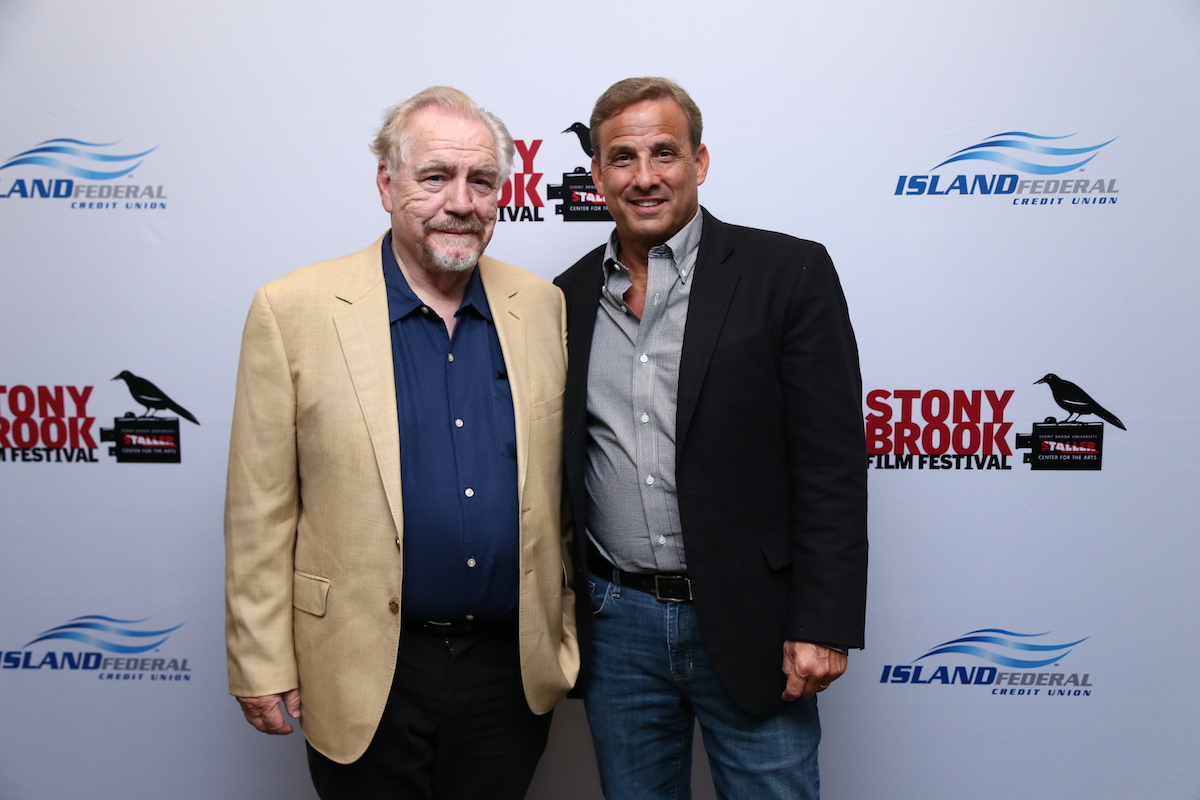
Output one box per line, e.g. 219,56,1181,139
497,122,612,223
880,628,1094,698
0,138,167,210
0,371,198,464
865,372,1125,471
894,131,1119,207
1,615,192,683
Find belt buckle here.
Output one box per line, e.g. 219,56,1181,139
653,574,692,603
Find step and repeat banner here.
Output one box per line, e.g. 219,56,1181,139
2,1,1198,798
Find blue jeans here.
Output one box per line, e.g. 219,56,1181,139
584,570,821,800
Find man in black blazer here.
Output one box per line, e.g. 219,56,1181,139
555,77,867,799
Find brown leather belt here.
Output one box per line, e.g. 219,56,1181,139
587,542,693,603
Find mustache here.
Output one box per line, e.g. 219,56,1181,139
426,217,485,235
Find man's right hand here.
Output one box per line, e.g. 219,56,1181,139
236,689,301,735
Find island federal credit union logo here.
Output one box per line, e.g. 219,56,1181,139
879,628,1094,697
894,131,1119,206
0,138,168,210
2,615,192,682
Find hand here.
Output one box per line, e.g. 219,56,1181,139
781,641,847,701
236,689,301,735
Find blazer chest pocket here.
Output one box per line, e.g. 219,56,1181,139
709,328,774,369
293,570,330,617
530,390,564,421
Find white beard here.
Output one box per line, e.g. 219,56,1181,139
423,241,480,273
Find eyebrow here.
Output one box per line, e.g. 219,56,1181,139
414,159,499,180
605,138,683,158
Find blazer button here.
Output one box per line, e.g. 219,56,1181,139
388,599,399,614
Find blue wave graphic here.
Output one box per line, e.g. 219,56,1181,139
23,615,182,654
932,132,1115,175
915,628,1088,669
0,138,157,180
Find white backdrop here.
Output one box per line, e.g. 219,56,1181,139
2,1,1199,798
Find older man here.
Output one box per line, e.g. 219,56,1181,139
225,86,577,800
555,77,868,799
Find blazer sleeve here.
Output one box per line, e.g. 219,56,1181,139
781,244,868,648
224,285,301,697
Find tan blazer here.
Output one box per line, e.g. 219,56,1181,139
225,236,578,764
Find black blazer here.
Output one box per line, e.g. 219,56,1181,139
555,209,868,715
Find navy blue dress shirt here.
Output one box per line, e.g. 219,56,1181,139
382,235,519,622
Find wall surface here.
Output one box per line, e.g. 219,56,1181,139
2,2,1198,798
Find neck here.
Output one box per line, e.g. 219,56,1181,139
392,241,474,308
616,238,652,279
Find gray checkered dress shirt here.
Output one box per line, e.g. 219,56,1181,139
585,211,703,574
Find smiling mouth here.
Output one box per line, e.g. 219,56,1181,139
630,199,665,208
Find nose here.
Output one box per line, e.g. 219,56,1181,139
443,177,474,215
631,155,658,190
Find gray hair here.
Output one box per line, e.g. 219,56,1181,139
370,86,514,184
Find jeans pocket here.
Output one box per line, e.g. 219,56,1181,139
588,578,613,617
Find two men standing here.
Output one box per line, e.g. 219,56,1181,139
226,78,865,800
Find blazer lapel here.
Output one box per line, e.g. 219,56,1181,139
479,256,530,497
561,254,604,487
332,240,404,540
677,210,739,450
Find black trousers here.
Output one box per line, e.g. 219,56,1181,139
306,624,552,800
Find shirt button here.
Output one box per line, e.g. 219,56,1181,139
645,475,654,486
658,536,667,545
448,353,455,362
455,419,464,428
420,306,430,315
466,558,477,568
641,413,649,423
639,353,648,363
464,488,475,497
466,614,475,621
388,599,399,613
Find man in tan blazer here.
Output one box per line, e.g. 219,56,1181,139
225,87,577,800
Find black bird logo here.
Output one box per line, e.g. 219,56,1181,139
1034,374,1125,430
563,122,594,158
112,371,199,425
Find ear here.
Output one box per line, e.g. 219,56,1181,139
693,143,710,186
376,161,394,212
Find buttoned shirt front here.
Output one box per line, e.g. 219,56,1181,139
584,211,703,574
382,235,519,622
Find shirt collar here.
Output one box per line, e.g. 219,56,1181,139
381,232,492,324
601,206,704,285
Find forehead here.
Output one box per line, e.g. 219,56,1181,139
407,107,497,165
597,98,690,151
